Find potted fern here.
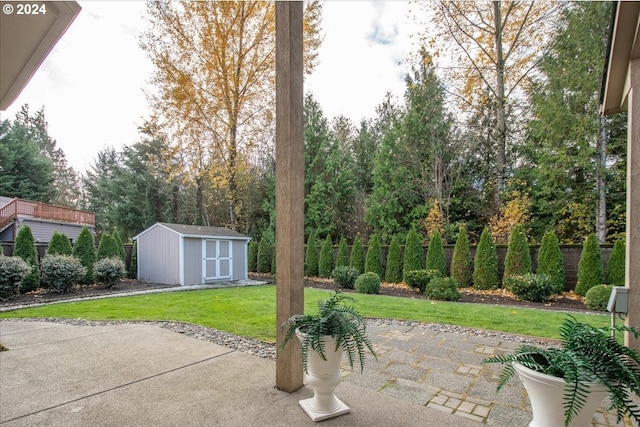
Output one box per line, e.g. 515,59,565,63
280,291,377,421
483,316,640,427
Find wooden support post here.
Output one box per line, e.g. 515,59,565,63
275,1,304,392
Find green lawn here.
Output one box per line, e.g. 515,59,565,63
0,285,609,342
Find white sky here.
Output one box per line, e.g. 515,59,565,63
1,1,423,173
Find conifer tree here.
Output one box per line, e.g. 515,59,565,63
450,224,472,288
365,234,383,278
335,236,349,268
403,228,424,281
112,229,126,262
257,236,271,273
13,225,40,292
426,230,446,276
304,233,319,277
349,236,365,275
73,226,96,283
503,224,531,280
473,228,499,290
47,231,73,256
318,235,335,278
97,232,119,260
536,230,565,293
606,239,625,286
575,233,604,296
385,234,402,283
248,240,259,273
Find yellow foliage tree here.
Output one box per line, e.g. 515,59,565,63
423,199,447,240
488,190,531,245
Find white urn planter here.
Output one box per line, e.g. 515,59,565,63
514,363,609,427
296,330,351,421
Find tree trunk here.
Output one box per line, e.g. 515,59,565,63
596,115,607,243
493,1,507,209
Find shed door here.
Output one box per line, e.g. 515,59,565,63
203,240,233,282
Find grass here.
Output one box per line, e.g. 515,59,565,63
0,285,609,343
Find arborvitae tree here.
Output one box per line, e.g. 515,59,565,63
349,236,365,275
575,233,604,296
304,233,319,277
13,225,40,292
365,234,383,278
473,228,499,290
606,239,625,286
403,228,424,281
450,223,472,288
536,230,565,293
385,234,403,283
335,236,349,268
257,236,271,273
112,229,126,262
503,224,532,280
47,231,73,256
97,232,119,260
426,230,446,276
247,240,259,272
128,240,138,279
73,226,96,284
318,235,335,278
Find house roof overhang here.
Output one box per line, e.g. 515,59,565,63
0,1,81,111
600,1,640,115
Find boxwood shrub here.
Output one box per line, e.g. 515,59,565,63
503,273,554,303
425,277,461,301
332,266,359,289
585,284,613,311
355,272,380,294
0,256,31,300
40,255,86,293
404,269,441,293
94,257,126,288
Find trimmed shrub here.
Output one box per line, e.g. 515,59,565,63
450,224,472,288
304,233,318,277
607,239,625,286
365,234,383,278
403,228,424,282
425,277,461,301
503,274,554,302
575,233,604,296
97,232,119,260
536,230,565,294
318,235,335,278
47,231,73,256
473,228,499,290
93,257,126,288
332,266,358,289
349,236,364,275
355,272,380,294
248,240,258,272
257,237,271,273
404,269,441,293
73,226,96,283
335,236,349,268
0,256,31,300
385,235,403,283
14,225,40,292
426,230,446,276
128,240,137,279
112,229,126,262
503,224,531,280
40,255,86,293
585,284,614,311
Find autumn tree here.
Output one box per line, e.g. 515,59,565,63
141,1,322,231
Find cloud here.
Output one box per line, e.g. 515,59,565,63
367,21,399,46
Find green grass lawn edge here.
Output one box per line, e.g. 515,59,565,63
0,285,609,343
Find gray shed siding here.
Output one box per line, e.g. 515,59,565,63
183,238,202,285
233,241,248,281
138,225,181,285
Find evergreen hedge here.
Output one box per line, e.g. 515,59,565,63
94,257,126,288
304,233,318,277
0,256,31,300
355,272,380,294
385,234,402,283
257,236,271,273
47,231,73,256
318,235,334,278
536,230,565,293
13,225,40,292
607,239,625,286
335,236,349,268
450,224,472,288
40,255,86,293
112,230,126,262
403,228,424,282
503,224,531,280
97,232,119,260
585,284,614,311
73,226,96,284
575,233,604,296
426,230,446,276
349,236,364,275
248,240,259,272
473,228,499,290
365,234,383,278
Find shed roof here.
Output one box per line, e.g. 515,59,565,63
135,222,251,241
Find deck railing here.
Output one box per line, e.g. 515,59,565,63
0,198,95,227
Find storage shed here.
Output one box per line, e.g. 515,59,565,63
134,222,252,286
